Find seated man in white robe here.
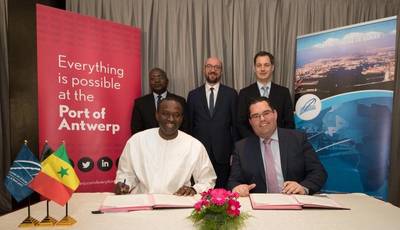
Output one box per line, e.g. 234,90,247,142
114,96,216,196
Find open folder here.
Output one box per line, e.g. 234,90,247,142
249,193,349,210
99,194,198,212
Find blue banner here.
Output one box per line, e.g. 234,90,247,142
294,17,397,200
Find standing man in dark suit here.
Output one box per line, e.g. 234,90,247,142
237,51,295,138
187,57,238,188
131,67,187,134
227,97,326,196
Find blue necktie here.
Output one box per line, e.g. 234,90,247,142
261,86,269,97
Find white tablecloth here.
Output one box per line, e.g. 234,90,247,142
1,193,399,230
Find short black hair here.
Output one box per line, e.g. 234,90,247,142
157,96,184,113
253,51,275,65
248,96,276,118
149,67,168,80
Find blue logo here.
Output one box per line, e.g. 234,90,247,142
299,98,317,115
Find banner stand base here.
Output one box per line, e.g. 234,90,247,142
37,215,58,226
18,216,39,228
56,215,77,226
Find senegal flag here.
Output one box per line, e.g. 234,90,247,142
29,144,80,206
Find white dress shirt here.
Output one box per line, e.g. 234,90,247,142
205,82,220,108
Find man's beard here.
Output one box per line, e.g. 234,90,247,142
206,74,220,84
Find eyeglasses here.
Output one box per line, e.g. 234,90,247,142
205,64,222,71
250,110,273,120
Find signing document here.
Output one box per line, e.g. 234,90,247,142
100,194,199,212
250,193,348,210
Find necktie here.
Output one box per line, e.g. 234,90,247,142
156,95,162,108
209,87,214,116
263,139,280,193
261,86,269,97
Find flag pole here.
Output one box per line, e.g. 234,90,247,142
18,197,39,227
38,200,58,226
18,141,39,227
56,202,77,226
56,140,77,226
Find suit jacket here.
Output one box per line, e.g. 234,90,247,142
227,128,327,195
130,92,188,135
237,82,295,138
187,84,238,164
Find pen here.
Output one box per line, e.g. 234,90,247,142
91,210,103,214
121,179,130,194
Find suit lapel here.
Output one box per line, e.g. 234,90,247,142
268,82,277,101
144,94,157,126
199,85,210,117
247,135,266,184
250,82,261,98
147,93,156,113
277,128,288,180
212,85,224,117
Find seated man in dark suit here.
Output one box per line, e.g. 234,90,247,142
237,51,295,138
131,67,187,134
227,97,327,196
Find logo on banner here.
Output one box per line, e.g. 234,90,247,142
295,94,321,121
78,157,94,172
97,157,113,171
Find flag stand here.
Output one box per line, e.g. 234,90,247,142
37,200,58,226
56,202,76,226
18,199,39,227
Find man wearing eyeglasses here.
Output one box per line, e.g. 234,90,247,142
116,96,216,195
237,51,295,139
227,97,326,196
187,57,238,188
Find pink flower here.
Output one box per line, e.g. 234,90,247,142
194,198,211,211
200,189,212,198
201,199,210,207
210,189,229,206
226,199,241,216
194,200,203,211
230,192,239,199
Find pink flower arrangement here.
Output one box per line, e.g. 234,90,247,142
189,188,249,230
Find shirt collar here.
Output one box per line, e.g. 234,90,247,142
256,81,271,91
153,91,168,99
259,128,279,143
205,82,220,92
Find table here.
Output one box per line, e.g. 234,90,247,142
1,193,399,230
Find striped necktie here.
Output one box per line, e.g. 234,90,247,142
156,95,162,108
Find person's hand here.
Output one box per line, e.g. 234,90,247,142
232,184,256,197
114,182,130,195
174,186,196,196
282,181,306,195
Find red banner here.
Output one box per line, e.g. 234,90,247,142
36,4,141,192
